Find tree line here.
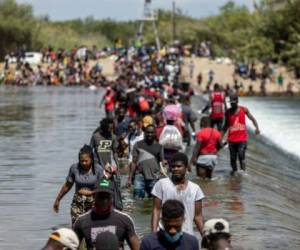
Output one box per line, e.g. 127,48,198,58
1,0,300,69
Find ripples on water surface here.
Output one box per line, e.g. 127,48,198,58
0,87,299,249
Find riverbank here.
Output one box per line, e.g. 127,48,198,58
100,56,300,97
2,57,300,97
0,57,115,76
182,57,300,96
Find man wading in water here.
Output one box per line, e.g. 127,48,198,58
151,153,205,236
190,116,223,180
202,83,226,132
141,200,199,250
73,179,140,250
127,124,165,199
223,94,260,175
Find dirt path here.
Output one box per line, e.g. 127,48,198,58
182,57,300,95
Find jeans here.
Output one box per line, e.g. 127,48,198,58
229,142,247,171
133,174,156,199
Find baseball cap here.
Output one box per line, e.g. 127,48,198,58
142,115,153,127
49,228,79,250
94,179,114,194
203,218,230,236
95,231,119,250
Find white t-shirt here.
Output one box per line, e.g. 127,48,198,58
151,178,205,235
125,132,144,163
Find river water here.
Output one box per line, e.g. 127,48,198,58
0,87,299,250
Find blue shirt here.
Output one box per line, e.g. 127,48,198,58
140,230,199,250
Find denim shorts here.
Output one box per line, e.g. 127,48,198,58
133,174,157,199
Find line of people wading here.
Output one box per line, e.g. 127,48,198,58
45,44,260,250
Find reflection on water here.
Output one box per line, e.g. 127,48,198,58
0,87,299,249
0,105,33,136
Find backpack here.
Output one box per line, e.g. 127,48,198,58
139,97,150,112
159,125,183,150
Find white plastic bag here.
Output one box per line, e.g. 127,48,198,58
159,125,183,150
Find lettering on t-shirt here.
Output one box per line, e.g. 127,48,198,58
229,117,246,132
91,226,116,242
212,102,223,113
229,123,246,132
97,140,112,152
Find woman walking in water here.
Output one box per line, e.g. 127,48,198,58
53,145,103,224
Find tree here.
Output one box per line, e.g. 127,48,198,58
0,0,33,20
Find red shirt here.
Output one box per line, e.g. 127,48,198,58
127,106,136,117
105,92,115,111
210,91,225,119
226,106,247,142
196,128,221,154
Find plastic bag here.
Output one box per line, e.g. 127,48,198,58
159,125,183,150
163,104,182,121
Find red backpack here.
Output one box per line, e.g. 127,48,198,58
139,98,150,112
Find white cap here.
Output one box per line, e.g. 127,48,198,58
49,228,79,250
203,218,230,236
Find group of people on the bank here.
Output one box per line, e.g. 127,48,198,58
41,43,260,250
1,46,105,86
196,61,297,96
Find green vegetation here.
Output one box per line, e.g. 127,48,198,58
1,0,300,69
0,0,110,58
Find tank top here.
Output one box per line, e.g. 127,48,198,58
210,91,225,119
227,106,247,142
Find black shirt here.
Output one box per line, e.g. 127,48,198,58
73,209,136,250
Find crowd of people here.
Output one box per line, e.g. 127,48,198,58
232,61,295,96
1,46,106,86
1,43,297,97
195,60,298,97
38,43,262,250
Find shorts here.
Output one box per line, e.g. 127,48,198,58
105,109,114,119
70,193,94,225
196,155,218,169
